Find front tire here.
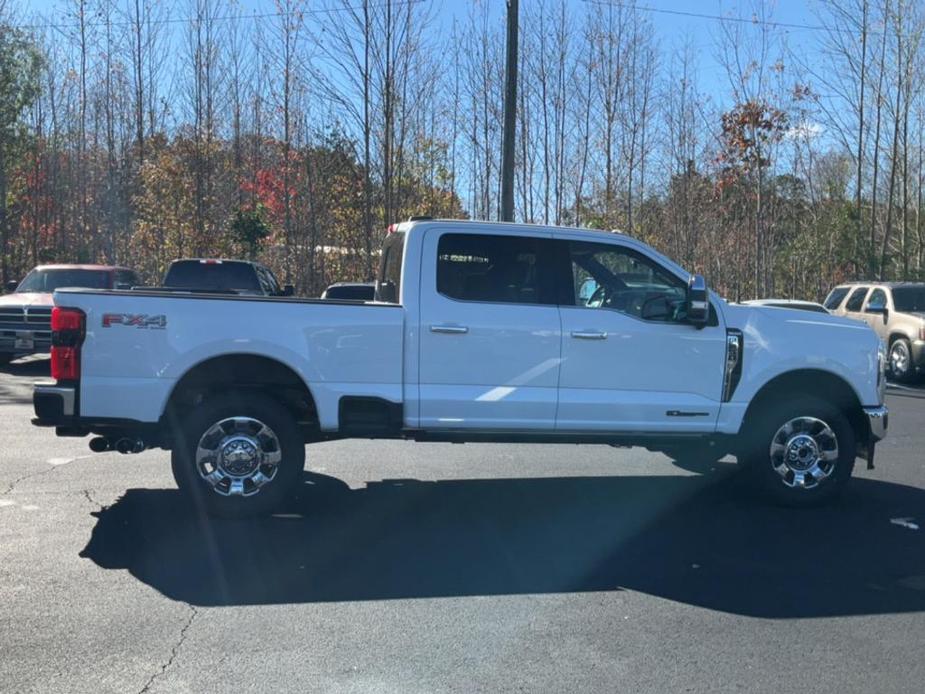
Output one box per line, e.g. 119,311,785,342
171,390,305,518
889,337,915,383
744,396,855,507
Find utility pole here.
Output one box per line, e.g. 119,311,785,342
500,0,518,222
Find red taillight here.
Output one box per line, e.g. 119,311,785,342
50,307,85,382
51,306,83,332
51,347,80,381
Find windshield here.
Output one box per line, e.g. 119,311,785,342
16,269,110,292
163,261,261,291
892,286,925,313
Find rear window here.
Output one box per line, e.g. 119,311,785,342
844,287,869,312
17,269,111,292
892,286,925,313
823,286,850,310
377,232,405,303
436,233,556,305
163,261,261,291
325,285,375,301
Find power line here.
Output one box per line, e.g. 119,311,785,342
581,0,860,34
8,0,425,33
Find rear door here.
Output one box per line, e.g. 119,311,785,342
417,228,562,430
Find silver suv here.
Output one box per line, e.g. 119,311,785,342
825,282,925,382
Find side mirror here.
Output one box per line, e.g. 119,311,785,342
281,284,295,297
5,280,19,293
687,274,710,327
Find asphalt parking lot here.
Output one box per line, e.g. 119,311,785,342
2,356,925,693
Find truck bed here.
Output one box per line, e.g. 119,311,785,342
54,288,404,430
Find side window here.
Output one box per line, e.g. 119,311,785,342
823,286,850,310
568,241,685,321
866,288,887,311
377,231,405,303
844,287,869,312
436,233,555,305
114,270,136,288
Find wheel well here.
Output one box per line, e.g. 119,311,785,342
742,369,866,444
888,332,909,346
162,354,318,441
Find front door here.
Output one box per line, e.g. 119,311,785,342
418,229,562,430
555,238,727,433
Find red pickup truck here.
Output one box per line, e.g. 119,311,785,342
1,264,139,364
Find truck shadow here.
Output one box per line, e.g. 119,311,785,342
80,470,925,617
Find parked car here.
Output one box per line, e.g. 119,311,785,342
321,282,376,301
740,299,829,314
162,259,293,297
34,220,887,517
0,264,139,365
824,281,925,382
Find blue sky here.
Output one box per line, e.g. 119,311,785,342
14,0,823,108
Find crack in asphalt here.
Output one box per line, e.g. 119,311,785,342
81,488,105,510
1,464,61,497
138,605,199,694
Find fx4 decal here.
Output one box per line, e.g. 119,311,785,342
102,313,167,329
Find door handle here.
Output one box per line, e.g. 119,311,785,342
571,330,607,340
430,324,469,334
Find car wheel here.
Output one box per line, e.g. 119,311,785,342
171,390,305,518
889,337,915,383
745,396,855,507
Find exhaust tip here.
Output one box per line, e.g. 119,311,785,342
88,437,111,453
114,438,145,455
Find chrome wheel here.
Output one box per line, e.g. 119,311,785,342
768,416,839,490
890,340,911,378
195,416,283,497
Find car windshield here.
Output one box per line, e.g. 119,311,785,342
163,261,261,291
892,286,925,313
16,269,110,292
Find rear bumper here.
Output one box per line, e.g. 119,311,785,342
0,335,51,354
33,383,76,422
864,405,888,441
33,382,164,444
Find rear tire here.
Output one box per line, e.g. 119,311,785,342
743,396,855,507
170,390,305,518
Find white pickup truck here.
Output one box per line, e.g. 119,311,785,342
33,220,888,516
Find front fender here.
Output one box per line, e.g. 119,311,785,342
716,305,881,434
